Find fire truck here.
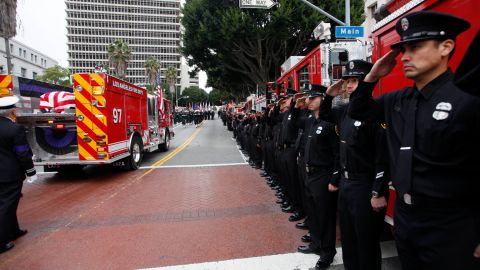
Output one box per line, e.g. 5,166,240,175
0,73,174,172
274,40,372,94
368,0,479,226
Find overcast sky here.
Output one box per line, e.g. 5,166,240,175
14,0,210,91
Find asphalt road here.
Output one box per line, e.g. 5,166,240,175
0,118,401,270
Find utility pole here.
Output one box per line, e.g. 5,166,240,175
4,38,13,74
297,0,346,26
345,0,351,26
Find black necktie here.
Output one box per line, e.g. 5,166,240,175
394,91,419,200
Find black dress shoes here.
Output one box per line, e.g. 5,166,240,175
0,242,14,254
288,212,305,222
297,245,320,255
301,234,312,243
11,229,28,241
281,206,294,213
315,256,334,269
295,222,308,230
259,172,269,177
276,199,285,204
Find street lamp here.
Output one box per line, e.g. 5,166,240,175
176,96,189,107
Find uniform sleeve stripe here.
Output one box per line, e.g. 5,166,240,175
26,168,36,173
14,144,30,153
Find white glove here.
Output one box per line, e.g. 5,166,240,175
27,174,38,183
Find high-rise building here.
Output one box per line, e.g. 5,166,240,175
65,0,181,86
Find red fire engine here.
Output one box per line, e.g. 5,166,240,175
0,73,174,172
274,40,372,95
368,0,479,225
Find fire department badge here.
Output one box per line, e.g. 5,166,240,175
316,126,323,134
349,61,355,70
432,111,449,120
401,18,409,31
354,120,362,127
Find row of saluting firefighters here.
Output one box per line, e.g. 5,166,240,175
224,11,479,270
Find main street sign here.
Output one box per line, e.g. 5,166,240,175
239,0,277,9
335,26,365,38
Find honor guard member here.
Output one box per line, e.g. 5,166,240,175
0,96,36,254
279,89,306,221
297,86,340,270
348,11,480,269
321,60,389,270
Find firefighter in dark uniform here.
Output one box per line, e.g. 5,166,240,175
348,11,480,269
0,96,36,254
279,89,306,221
321,60,389,270
295,87,340,269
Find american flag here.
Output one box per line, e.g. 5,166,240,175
157,73,164,116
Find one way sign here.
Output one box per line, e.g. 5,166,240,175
239,0,277,9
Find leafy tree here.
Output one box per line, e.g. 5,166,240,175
165,66,177,95
144,56,161,89
182,0,365,94
107,39,132,79
208,88,235,105
180,86,208,106
0,0,17,74
36,65,71,86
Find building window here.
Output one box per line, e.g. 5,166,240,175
19,48,22,56
368,3,378,19
21,68,27,77
10,44,13,52
31,53,34,61
23,49,26,58
35,55,37,63
32,72,38,79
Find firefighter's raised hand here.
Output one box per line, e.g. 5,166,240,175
293,93,303,101
326,79,345,97
365,49,401,83
474,244,480,258
295,97,306,108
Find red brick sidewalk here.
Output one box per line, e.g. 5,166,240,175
0,165,305,270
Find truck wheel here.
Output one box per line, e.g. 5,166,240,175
159,131,170,152
124,137,143,170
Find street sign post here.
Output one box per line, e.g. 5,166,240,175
239,0,277,9
335,26,365,38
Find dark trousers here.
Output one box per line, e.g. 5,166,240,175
263,140,273,175
282,147,302,212
394,198,480,270
338,178,384,270
0,180,23,245
296,154,308,212
305,170,338,258
274,148,286,194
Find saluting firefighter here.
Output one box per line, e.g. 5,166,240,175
321,60,389,270
294,86,340,269
0,96,36,254
348,11,480,269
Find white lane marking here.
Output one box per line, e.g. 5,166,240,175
138,241,397,270
235,144,248,163
139,162,247,169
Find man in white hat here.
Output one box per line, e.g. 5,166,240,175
0,95,36,254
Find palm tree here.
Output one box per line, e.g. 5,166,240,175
144,56,161,87
0,0,17,74
107,39,132,79
165,66,178,94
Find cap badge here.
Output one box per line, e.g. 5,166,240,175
349,61,355,70
401,18,409,31
316,126,323,134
